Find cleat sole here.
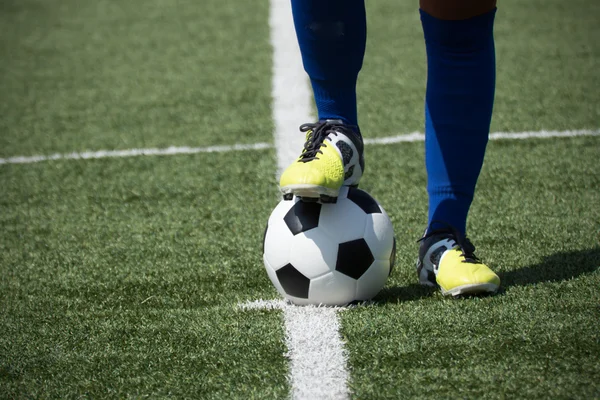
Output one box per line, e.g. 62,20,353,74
319,194,337,204
280,184,340,203
298,196,319,203
294,195,337,204
441,283,499,297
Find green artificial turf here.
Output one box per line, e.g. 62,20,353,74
0,151,287,398
0,0,273,157
1,0,599,398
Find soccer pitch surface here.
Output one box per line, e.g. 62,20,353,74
1,0,599,398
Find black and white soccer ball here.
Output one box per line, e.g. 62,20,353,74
263,187,396,306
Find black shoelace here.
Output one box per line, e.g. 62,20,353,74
418,220,481,264
297,121,344,163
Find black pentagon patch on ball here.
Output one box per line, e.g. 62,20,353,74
336,238,375,279
347,187,381,214
276,263,310,299
284,201,322,235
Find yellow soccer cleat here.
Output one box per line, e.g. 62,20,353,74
416,224,500,296
279,120,364,203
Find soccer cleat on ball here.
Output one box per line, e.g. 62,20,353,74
279,120,364,203
416,223,500,296
263,186,395,306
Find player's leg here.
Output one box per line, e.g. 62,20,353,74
416,0,501,295
279,0,366,203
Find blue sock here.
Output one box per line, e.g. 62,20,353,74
291,0,366,126
421,8,497,236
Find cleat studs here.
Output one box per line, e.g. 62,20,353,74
299,196,319,203
319,195,337,204
282,193,338,204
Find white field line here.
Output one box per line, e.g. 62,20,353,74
488,129,600,140
1,129,598,166
267,0,350,399
239,300,350,400
270,0,312,178
0,143,272,165
361,128,600,145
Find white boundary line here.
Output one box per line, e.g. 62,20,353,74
270,0,311,178
240,300,351,400
265,1,351,399
488,129,600,140
0,143,272,165
361,128,600,145
1,129,598,166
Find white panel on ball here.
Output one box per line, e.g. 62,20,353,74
268,196,295,226
318,200,367,244
289,229,337,279
263,256,286,296
355,260,390,301
308,271,357,306
364,212,395,261
264,221,295,270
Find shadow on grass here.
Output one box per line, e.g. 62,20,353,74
375,247,599,304
500,247,600,288
375,283,436,304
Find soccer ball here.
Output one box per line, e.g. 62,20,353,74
263,186,396,306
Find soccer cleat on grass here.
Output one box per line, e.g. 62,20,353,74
279,120,364,203
416,223,500,296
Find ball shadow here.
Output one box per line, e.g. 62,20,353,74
375,283,436,304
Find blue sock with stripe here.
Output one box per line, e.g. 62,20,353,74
291,0,366,126
421,8,497,235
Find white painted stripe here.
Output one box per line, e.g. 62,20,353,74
268,1,350,399
239,300,350,400
363,131,424,145
284,306,349,400
488,129,600,140
0,142,272,165
1,129,598,166
239,299,287,310
269,0,313,177
362,128,600,145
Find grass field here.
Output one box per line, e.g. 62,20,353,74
1,0,599,399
